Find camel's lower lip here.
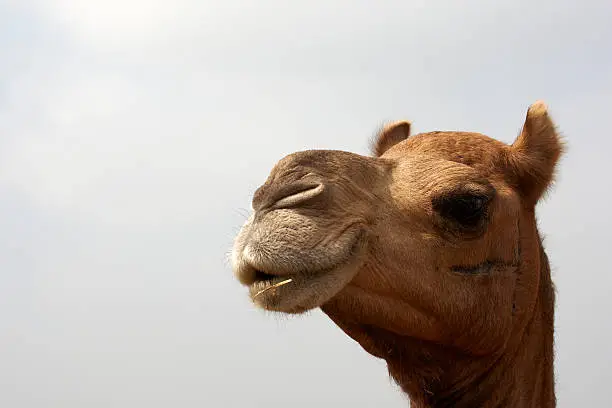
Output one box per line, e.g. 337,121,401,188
246,263,359,314
247,271,327,313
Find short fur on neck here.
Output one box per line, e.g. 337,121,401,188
322,226,555,407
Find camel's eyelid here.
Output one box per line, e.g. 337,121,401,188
432,181,497,208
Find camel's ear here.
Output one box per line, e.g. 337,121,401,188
508,101,564,205
371,121,411,157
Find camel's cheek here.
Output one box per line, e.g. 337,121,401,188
442,270,518,355
342,254,518,354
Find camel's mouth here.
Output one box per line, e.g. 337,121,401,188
241,261,328,313
247,271,308,313
235,230,368,314
253,269,279,283
249,271,295,300
245,266,344,314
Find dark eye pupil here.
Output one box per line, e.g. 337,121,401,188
434,195,487,226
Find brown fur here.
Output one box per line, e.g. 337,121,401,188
231,101,563,407
372,120,412,157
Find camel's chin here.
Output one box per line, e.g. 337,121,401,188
248,256,364,314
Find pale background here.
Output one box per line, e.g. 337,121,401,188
1,1,610,406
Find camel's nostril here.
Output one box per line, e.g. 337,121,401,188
271,183,325,210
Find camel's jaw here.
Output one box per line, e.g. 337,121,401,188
248,248,365,314
231,216,367,314
245,265,358,314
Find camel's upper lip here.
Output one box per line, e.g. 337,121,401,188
234,225,367,286
234,253,295,286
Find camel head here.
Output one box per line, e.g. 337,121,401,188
231,102,562,377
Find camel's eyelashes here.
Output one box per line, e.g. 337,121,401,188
433,193,490,227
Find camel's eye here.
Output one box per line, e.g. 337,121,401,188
433,194,489,228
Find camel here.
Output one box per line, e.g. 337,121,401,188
231,101,563,407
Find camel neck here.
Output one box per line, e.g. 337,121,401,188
390,307,554,407
321,233,557,407
386,248,556,407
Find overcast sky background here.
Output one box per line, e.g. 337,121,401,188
0,1,610,406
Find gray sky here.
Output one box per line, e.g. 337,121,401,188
0,1,610,406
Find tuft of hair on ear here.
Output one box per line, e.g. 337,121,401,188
507,101,565,205
370,120,411,157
